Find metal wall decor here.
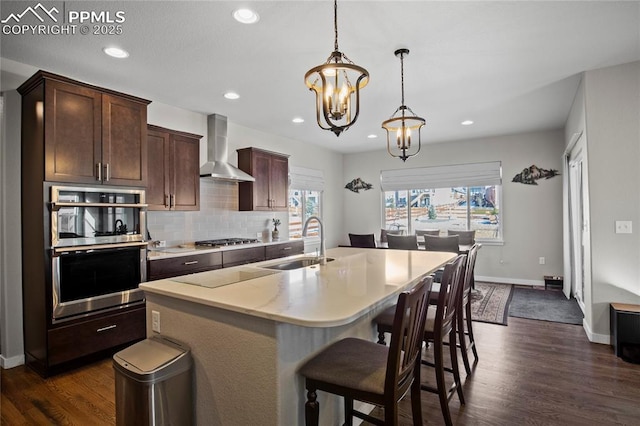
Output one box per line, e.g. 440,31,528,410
512,165,560,185
382,48,425,162
304,0,369,136
345,177,373,193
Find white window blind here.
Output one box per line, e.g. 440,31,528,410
380,161,502,191
289,166,324,191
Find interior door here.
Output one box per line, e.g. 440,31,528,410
568,145,586,309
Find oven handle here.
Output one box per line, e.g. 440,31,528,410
53,241,148,255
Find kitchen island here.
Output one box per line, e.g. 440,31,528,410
140,247,455,425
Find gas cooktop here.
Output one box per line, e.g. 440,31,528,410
195,238,260,248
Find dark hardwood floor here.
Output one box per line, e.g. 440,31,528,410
2,317,640,425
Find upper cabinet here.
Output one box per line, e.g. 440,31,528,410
147,125,202,211
237,147,289,211
18,71,150,187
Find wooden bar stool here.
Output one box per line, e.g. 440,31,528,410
375,255,467,426
300,277,432,426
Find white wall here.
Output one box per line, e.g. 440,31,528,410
0,90,25,368
582,61,640,337
342,130,566,284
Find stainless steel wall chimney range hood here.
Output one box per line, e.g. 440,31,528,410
199,114,255,182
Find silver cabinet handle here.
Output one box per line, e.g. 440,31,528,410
283,246,292,250
165,194,170,208
170,194,175,208
96,162,102,181
104,163,110,182
97,324,117,332
184,260,198,265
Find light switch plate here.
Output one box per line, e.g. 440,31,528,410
615,220,632,234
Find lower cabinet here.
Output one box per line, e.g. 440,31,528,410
148,252,223,280
47,305,146,366
266,240,304,260
222,247,266,268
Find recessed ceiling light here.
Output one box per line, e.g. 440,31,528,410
103,47,129,58
461,120,474,126
367,134,378,139
233,8,259,24
224,92,240,100
292,117,304,124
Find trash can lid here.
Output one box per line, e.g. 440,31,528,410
117,337,185,372
113,336,191,382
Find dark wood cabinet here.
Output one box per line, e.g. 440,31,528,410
18,71,151,376
237,148,289,211
47,305,146,366
266,240,304,260
148,252,222,280
222,247,266,268
20,71,150,186
147,125,202,211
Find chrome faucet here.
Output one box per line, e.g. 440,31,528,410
302,215,326,265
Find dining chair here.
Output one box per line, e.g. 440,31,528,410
375,255,467,426
415,229,440,247
447,229,476,246
348,233,377,248
386,234,419,250
300,277,432,426
456,244,480,375
423,234,460,253
379,228,404,243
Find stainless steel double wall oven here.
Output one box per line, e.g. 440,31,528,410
49,184,147,321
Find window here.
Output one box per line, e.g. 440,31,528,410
289,189,322,238
288,166,324,238
381,162,502,242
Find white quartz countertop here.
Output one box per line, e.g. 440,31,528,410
140,247,456,327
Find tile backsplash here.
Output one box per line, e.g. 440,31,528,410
147,180,288,246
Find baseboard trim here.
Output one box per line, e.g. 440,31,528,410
1,353,25,369
582,320,610,345
475,275,545,287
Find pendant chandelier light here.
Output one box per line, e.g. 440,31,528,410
382,48,425,162
305,0,369,137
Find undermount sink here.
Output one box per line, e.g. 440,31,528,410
262,257,335,271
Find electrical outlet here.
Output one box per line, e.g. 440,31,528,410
539,257,545,265
615,221,632,234
157,240,167,248
151,310,161,333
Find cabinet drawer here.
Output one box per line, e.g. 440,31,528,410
148,252,222,280
48,305,145,366
266,240,304,260
222,247,266,268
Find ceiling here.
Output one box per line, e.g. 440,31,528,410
2,1,639,153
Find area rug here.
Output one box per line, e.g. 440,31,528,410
508,287,583,325
470,282,514,326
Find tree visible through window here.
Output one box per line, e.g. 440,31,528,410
289,189,322,238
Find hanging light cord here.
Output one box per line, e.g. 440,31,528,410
333,0,339,52
400,52,406,107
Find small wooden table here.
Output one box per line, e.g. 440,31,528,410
610,303,640,363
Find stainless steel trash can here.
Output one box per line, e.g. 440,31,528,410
113,336,193,425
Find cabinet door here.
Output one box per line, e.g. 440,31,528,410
102,94,148,186
170,134,200,211
147,129,170,210
253,150,273,210
44,80,102,183
269,154,289,210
